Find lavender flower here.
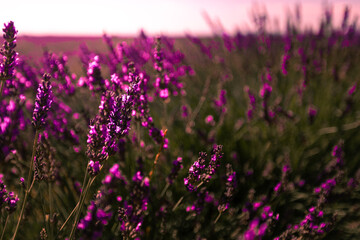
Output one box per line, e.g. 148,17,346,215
214,89,227,113
259,82,272,99
40,228,48,240
186,34,213,59
5,191,19,213
77,201,103,239
218,164,236,213
19,177,25,188
167,157,183,184
0,178,19,214
281,36,291,76
332,142,343,162
281,53,291,75
105,92,133,154
118,170,149,239
0,178,7,208
274,162,291,194
33,135,58,182
0,21,18,81
181,105,189,118
151,36,188,100
87,160,101,176
348,83,356,96
222,32,235,52
98,91,114,124
184,145,223,192
244,86,256,120
204,145,223,181
86,117,108,169
32,74,53,130
78,163,128,240
184,152,207,192
205,115,215,126
87,55,105,92
186,187,212,214
242,205,279,239
308,105,318,123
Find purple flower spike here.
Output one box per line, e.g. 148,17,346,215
348,83,356,96
0,179,7,208
281,53,291,76
259,82,272,99
32,74,53,130
0,21,18,81
87,55,105,92
218,164,236,213
184,145,223,192
167,157,183,184
308,105,318,123
5,191,19,213
222,32,235,52
87,160,101,176
214,89,227,113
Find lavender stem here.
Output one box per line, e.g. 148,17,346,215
68,171,89,239
48,182,54,240
0,214,9,240
0,80,4,98
12,131,39,240
214,211,222,224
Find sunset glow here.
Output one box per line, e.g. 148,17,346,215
2,0,360,36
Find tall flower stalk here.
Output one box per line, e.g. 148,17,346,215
12,74,52,240
68,69,138,239
0,21,18,97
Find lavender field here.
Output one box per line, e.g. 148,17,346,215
1,6,360,240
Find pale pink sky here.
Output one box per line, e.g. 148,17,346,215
1,0,359,36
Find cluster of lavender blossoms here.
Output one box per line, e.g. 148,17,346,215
184,145,223,192
166,157,183,185
86,55,106,92
275,142,346,239
218,163,236,213
281,35,292,76
152,37,189,100
117,169,150,239
78,163,128,239
32,74,53,130
87,63,140,175
0,21,18,83
0,177,19,214
244,86,256,120
242,206,279,240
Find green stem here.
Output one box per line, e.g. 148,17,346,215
163,100,168,128
214,211,222,224
48,182,54,240
58,202,79,234
159,182,170,198
149,129,167,180
61,158,103,239
12,130,39,240
172,196,184,212
0,80,4,98
68,172,90,240
68,174,99,239
28,178,36,196
136,121,143,159
1,214,9,240
172,181,204,211
186,77,211,132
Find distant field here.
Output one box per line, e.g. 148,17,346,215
17,35,128,74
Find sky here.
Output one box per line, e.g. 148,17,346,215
1,0,360,36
